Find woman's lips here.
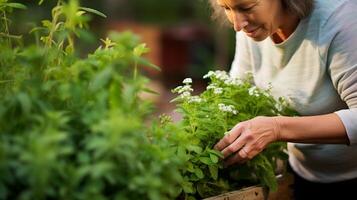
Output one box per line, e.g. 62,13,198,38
244,26,261,37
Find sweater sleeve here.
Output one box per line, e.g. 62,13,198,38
325,1,357,144
229,32,252,79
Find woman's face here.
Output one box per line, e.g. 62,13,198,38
217,0,287,41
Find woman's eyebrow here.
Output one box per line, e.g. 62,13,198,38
216,0,257,8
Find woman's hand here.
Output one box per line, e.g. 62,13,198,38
214,116,282,166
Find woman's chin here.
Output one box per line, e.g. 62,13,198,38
248,34,268,41
245,29,268,41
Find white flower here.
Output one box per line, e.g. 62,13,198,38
188,96,203,103
224,78,243,86
173,85,193,94
248,86,260,97
215,70,230,81
218,103,225,110
214,87,223,94
207,84,217,90
203,70,231,81
218,103,238,115
203,71,215,79
173,86,183,93
179,91,191,99
181,85,193,93
183,78,192,84
275,103,283,112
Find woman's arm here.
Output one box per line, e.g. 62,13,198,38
277,113,348,144
214,114,349,166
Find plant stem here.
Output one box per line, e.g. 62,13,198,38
2,11,11,47
0,32,22,39
46,1,61,48
134,61,138,80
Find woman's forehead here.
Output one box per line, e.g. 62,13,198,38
217,0,257,6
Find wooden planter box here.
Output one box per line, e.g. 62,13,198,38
204,174,294,200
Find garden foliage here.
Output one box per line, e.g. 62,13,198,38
168,71,298,199
0,1,183,200
0,1,297,200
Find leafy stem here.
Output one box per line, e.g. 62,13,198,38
2,10,11,46
134,60,138,80
45,1,62,49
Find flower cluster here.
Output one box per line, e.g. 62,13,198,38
248,86,260,97
188,96,203,103
207,84,223,94
218,103,238,115
172,78,203,103
204,70,243,86
183,78,193,84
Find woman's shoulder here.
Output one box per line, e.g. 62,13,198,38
311,0,356,28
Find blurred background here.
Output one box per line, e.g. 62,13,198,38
12,0,236,119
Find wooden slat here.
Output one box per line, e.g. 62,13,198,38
204,173,294,200
204,186,266,200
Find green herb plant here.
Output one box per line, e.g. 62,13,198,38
0,1,184,200
168,71,298,199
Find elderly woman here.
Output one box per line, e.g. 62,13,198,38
210,0,357,199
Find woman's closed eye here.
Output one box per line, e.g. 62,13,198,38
239,5,255,12
221,4,257,13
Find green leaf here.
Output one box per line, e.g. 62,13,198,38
5,3,27,9
182,180,194,194
134,43,150,57
17,93,31,114
209,153,219,164
90,67,112,91
41,20,52,29
199,157,213,165
142,87,160,95
208,165,218,180
80,7,107,18
186,162,195,173
186,145,202,154
207,149,224,159
194,167,204,179
135,57,161,71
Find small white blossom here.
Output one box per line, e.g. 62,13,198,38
215,70,230,81
183,78,192,84
173,86,182,93
204,70,230,81
275,103,283,112
179,91,191,99
204,70,244,86
248,86,260,97
173,85,193,94
203,71,215,79
188,96,203,103
207,84,217,90
224,78,243,86
214,87,223,94
218,103,238,115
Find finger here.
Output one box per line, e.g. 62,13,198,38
221,134,245,158
243,141,265,160
214,124,244,151
224,149,249,167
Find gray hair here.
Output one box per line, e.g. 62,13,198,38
282,0,314,19
209,0,314,25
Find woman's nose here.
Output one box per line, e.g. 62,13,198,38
232,12,248,32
